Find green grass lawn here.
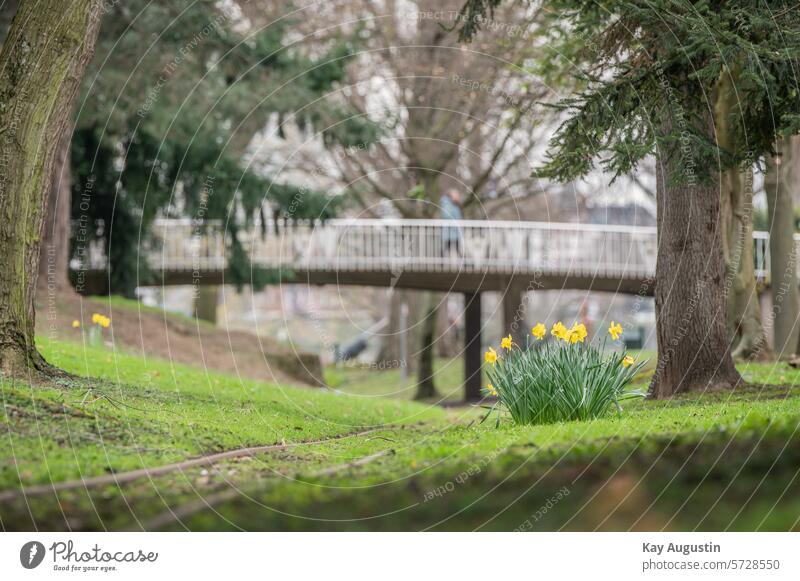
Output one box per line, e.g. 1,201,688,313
2,337,799,531
324,357,467,401
86,294,216,328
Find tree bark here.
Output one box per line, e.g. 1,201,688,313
0,0,101,375
764,136,800,358
414,291,439,399
650,110,743,398
715,73,770,360
435,295,460,358
193,285,219,324
38,125,74,293
376,290,421,374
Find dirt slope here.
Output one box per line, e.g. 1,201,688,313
35,292,324,387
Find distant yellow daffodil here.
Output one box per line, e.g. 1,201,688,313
622,355,635,368
484,347,498,366
609,321,623,341
551,322,568,341
570,323,588,344
92,313,111,329
71,320,81,329
500,334,513,351
531,323,546,340
486,383,498,397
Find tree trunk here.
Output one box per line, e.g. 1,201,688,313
38,126,74,293
376,290,421,374
764,136,800,358
650,110,742,398
415,291,439,399
435,295,460,358
722,166,769,360
193,285,219,324
0,0,101,375
715,73,770,360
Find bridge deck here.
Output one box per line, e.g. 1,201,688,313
74,218,778,295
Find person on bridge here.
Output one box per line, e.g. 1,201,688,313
441,188,464,256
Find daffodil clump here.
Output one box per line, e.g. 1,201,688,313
482,321,645,426
88,313,111,347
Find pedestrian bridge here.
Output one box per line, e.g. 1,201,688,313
74,218,779,296
72,217,785,400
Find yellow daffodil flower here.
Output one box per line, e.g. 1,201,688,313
622,354,635,368
484,347,498,366
500,334,513,351
551,322,568,341
71,320,81,329
92,314,111,328
486,383,498,397
531,323,546,340
609,321,623,341
570,323,587,343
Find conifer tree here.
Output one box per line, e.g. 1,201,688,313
459,0,800,396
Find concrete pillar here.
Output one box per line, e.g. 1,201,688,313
502,278,528,349
463,291,482,401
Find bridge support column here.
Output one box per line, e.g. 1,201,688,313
503,279,528,349
463,291,482,401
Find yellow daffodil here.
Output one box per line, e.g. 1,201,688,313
92,314,111,328
71,320,81,329
569,323,588,343
486,383,498,397
622,354,635,368
500,334,513,351
551,322,568,341
531,323,546,340
484,347,498,366
609,321,623,341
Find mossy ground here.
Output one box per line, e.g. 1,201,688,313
2,335,799,531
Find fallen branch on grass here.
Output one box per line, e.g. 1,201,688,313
0,427,395,502
138,449,395,531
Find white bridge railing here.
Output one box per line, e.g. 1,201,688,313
77,218,793,283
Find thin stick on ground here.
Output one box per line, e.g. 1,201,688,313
138,449,395,531
0,427,396,502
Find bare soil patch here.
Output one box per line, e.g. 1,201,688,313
36,292,323,386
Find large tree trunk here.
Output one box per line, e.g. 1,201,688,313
721,164,769,360
650,110,743,398
764,136,800,358
715,73,770,360
415,291,439,399
38,126,74,293
0,0,101,375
